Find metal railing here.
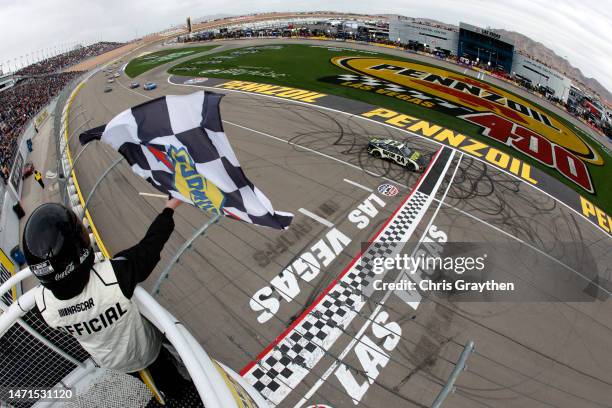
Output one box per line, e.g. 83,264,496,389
0,268,266,408
431,340,475,408
8,59,268,408
0,270,90,408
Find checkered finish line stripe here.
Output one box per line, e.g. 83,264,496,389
243,147,455,405
246,192,430,404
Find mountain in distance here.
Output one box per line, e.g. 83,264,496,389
185,12,611,102
193,14,234,24
383,15,610,102
495,29,611,101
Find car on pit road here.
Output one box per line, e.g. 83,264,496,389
129,82,140,89
367,138,427,171
143,82,157,90
104,86,113,93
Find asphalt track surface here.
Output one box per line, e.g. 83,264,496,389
67,39,612,408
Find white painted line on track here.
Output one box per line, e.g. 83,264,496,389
432,196,612,296
117,76,612,296
223,120,410,189
397,152,465,309
224,120,383,178
111,82,612,296
242,147,448,405
293,150,460,408
111,78,611,294
343,178,373,192
298,208,334,228
118,78,408,190
167,79,611,241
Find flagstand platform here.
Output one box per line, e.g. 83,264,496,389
62,369,152,408
61,369,204,408
0,269,268,408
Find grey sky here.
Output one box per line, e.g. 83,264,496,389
1,0,610,92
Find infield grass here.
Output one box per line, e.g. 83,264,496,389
125,45,218,78
168,44,612,213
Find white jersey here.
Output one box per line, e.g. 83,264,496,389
35,260,162,373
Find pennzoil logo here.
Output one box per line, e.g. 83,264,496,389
330,57,603,193
167,146,226,214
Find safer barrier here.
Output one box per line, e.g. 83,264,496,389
58,74,109,258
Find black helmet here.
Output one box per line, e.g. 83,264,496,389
23,203,94,285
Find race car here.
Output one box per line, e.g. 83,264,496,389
367,138,427,171
107,78,114,83
129,82,140,89
114,73,120,77
104,86,113,93
143,82,157,90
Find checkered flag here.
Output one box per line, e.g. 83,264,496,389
80,91,293,229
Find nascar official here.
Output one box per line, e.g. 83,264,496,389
22,198,190,400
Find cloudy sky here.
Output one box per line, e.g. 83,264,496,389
1,0,610,92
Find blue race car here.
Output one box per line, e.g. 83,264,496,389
143,82,157,90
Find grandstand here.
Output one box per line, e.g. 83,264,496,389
0,74,15,92
15,42,124,76
0,42,128,176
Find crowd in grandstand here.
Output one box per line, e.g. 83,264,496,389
15,42,123,76
405,19,458,32
0,41,126,180
0,72,82,180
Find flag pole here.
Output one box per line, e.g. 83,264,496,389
152,213,221,296
138,192,168,198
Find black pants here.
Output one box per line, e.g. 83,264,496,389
129,344,190,400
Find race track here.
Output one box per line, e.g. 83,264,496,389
66,39,612,408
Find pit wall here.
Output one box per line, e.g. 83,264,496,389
0,99,56,275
